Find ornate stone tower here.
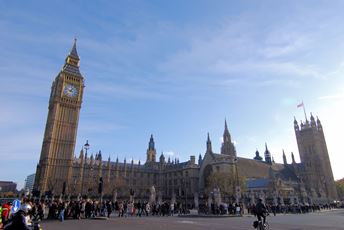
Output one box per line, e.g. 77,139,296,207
34,40,85,195
146,134,157,163
220,120,236,157
264,143,272,164
294,114,338,201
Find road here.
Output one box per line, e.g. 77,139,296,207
41,209,344,230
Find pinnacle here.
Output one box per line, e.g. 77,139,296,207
69,38,79,59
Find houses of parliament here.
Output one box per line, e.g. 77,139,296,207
33,41,338,205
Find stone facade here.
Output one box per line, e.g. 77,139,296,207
34,43,337,205
34,40,84,195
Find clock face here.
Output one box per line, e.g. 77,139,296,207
63,83,78,97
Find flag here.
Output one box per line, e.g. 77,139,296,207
297,102,304,108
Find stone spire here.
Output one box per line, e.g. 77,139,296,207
159,152,165,163
254,149,262,161
310,113,316,128
221,119,236,156
264,143,272,164
148,134,155,150
79,148,84,159
146,134,157,163
63,39,81,72
69,38,79,59
291,152,296,164
198,154,202,165
294,116,299,131
282,149,287,165
316,116,322,131
223,119,231,142
206,133,212,153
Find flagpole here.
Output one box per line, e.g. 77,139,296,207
302,100,307,121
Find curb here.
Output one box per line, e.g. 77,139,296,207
178,214,243,218
91,217,108,220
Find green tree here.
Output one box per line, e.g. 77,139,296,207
335,178,344,200
206,171,246,200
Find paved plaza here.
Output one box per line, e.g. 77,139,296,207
41,209,344,230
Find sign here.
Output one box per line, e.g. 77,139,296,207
11,199,21,213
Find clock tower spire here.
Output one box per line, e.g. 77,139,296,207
34,40,85,195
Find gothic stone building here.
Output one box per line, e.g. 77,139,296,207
34,42,338,205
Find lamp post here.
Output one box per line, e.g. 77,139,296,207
233,157,240,204
81,140,90,197
183,178,189,212
84,140,90,153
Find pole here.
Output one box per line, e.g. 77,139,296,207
302,101,307,122
185,179,187,211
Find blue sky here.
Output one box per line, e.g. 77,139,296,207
1,0,344,189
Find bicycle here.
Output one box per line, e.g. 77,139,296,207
253,213,270,230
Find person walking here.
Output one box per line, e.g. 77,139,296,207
106,201,112,218
58,202,65,222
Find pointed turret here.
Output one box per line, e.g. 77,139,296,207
291,152,296,164
316,116,322,131
98,150,102,161
62,39,82,76
264,143,272,164
221,119,236,156
294,116,299,131
254,149,263,161
146,134,157,163
69,38,79,59
282,149,287,165
148,134,155,150
90,154,94,165
79,148,84,159
310,113,316,128
159,152,165,163
223,119,230,142
198,154,202,166
107,156,111,167
206,133,213,153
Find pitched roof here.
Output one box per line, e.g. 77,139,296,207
69,39,79,59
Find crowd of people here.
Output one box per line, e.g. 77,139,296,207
0,196,340,229
247,202,337,216
44,199,180,220
1,198,187,222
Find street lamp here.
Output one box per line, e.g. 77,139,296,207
81,140,90,197
84,140,90,154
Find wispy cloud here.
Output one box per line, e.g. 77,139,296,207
318,93,344,100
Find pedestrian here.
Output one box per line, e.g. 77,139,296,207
58,202,65,222
106,201,112,218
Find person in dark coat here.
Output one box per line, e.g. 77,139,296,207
255,199,267,224
106,201,112,218
4,204,31,230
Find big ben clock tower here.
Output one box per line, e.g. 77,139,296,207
34,40,85,195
